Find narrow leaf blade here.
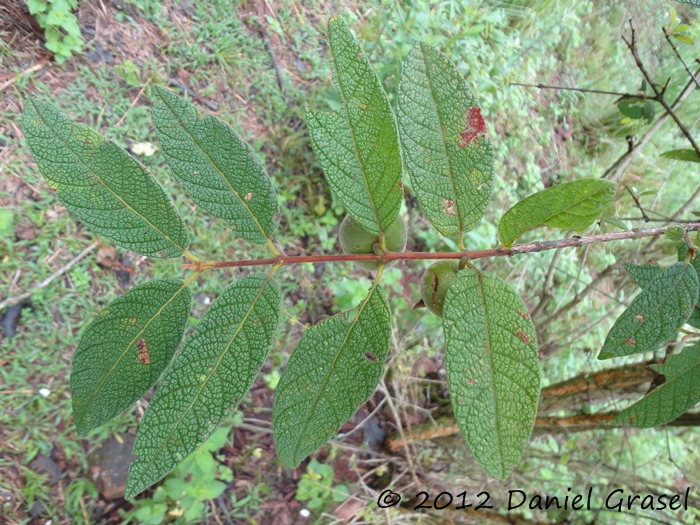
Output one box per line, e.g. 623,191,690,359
615,343,700,427
598,263,699,360
443,269,540,479
397,42,494,238
71,279,191,435
273,282,390,468
125,274,280,498
624,262,662,289
306,17,403,235
661,149,700,163
152,86,278,244
498,179,616,248
22,99,189,257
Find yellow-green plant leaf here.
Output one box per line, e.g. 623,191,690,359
598,262,699,360
443,269,540,480
151,86,278,245
272,281,390,468
661,149,700,163
397,42,494,240
22,99,189,258
624,262,662,289
125,274,280,498
615,343,700,427
498,179,616,248
71,279,191,435
306,17,403,235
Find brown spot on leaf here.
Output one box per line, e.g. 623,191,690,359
398,183,404,189
635,315,645,323
459,107,487,148
244,192,253,200
136,339,150,364
442,198,456,216
467,379,474,385
431,273,439,306
520,312,531,319
516,331,530,344
625,338,636,345
364,352,378,362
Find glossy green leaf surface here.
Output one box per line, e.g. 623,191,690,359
661,149,700,163
443,269,540,480
272,281,390,468
624,262,662,289
598,262,699,360
679,244,700,328
397,42,494,239
71,279,191,435
498,179,616,247
125,274,280,498
152,86,278,245
22,99,189,258
306,17,403,235
615,343,700,427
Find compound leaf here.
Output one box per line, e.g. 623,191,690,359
624,261,662,289
598,262,699,360
273,281,390,468
71,279,191,435
397,42,494,239
615,343,700,427
152,86,278,245
306,17,403,235
125,274,280,498
22,99,189,258
443,269,540,480
498,179,616,248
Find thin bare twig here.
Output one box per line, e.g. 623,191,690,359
0,242,99,311
509,81,635,98
662,27,700,91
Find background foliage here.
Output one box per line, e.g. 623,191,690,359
1,0,700,523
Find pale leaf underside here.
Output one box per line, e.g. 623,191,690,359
443,269,540,480
125,274,280,498
71,279,191,435
22,99,189,258
397,41,494,238
273,282,390,468
306,17,403,235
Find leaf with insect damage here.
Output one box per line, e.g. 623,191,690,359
306,17,403,236
272,281,390,468
71,279,191,435
125,274,280,498
598,262,699,360
22,99,189,258
151,86,278,246
443,269,540,480
498,179,616,248
397,42,494,240
615,343,700,427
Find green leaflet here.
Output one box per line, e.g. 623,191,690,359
22,99,189,258
71,279,191,435
272,281,390,468
125,274,280,498
679,244,700,328
443,269,540,480
152,86,278,246
615,343,700,428
598,262,699,360
498,179,616,248
397,42,494,239
306,17,403,236
624,262,662,289
660,149,700,163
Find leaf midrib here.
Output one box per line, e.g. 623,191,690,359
289,278,381,465
329,24,384,234
417,42,464,236
30,99,187,255
79,280,188,428
130,274,273,490
502,183,611,246
474,270,505,478
156,90,273,244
